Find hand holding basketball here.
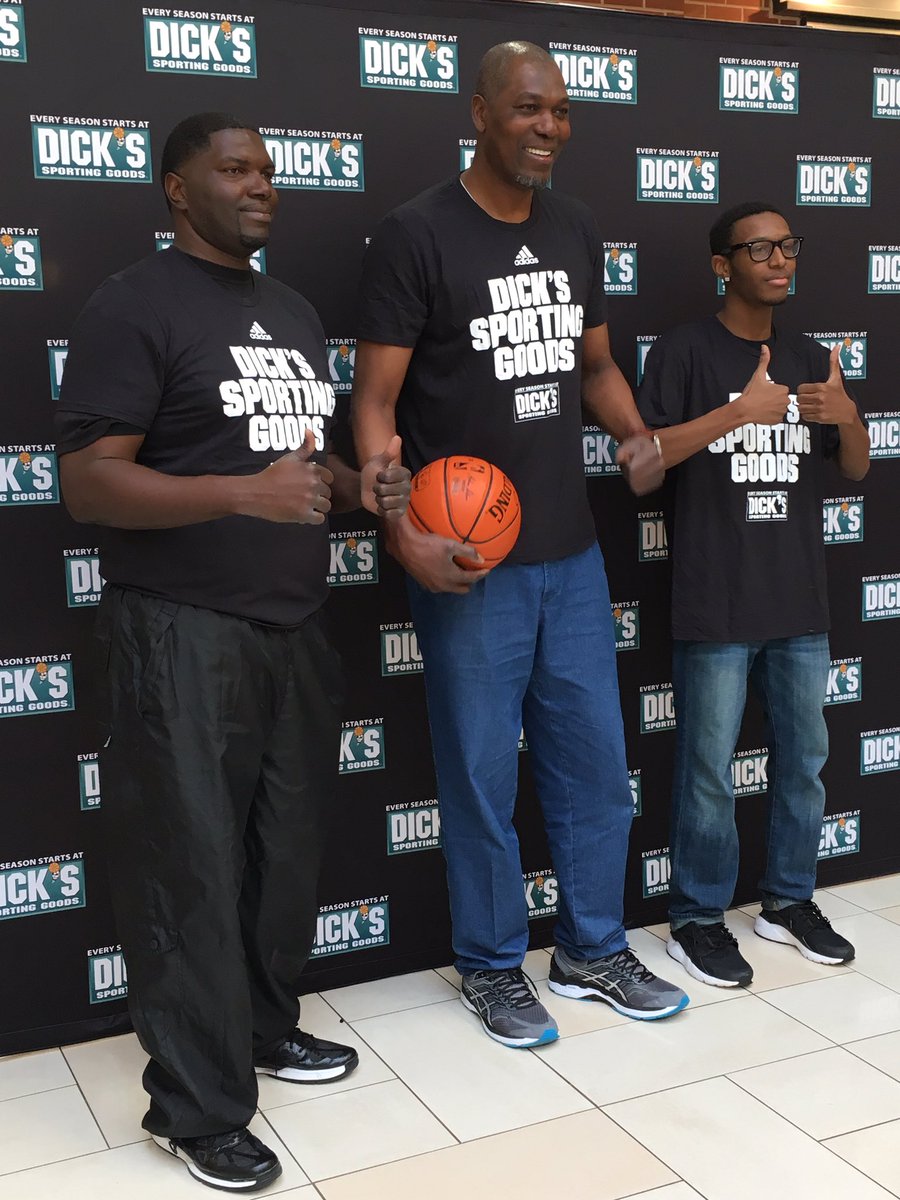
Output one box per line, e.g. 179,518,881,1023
407,456,521,570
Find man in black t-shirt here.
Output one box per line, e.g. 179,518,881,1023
638,201,869,990
352,43,689,1050
55,113,410,1194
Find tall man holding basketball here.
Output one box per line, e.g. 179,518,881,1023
352,41,689,1047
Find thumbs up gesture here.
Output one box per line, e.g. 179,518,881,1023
736,344,790,426
796,344,856,426
360,434,411,521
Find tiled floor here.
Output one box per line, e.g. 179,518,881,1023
6,877,900,1199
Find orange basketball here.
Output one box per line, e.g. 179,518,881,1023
407,456,521,570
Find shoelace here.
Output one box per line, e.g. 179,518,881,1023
599,948,656,984
194,1130,246,1152
694,922,741,952
781,899,829,934
475,968,540,1010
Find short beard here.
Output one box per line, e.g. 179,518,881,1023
238,232,268,252
513,173,551,190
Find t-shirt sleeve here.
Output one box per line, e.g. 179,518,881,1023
582,211,608,330
355,213,434,347
55,277,165,438
637,335,689,429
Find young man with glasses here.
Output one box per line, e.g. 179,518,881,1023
638,201,869,988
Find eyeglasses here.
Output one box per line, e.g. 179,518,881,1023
724,236,803,263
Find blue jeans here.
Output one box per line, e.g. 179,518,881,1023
407,543,633,974
668,635,830,930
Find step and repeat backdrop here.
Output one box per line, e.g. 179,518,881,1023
1,0,898,1053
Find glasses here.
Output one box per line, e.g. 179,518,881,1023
724,236,803,262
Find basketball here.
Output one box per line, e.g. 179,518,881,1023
407,456,521,570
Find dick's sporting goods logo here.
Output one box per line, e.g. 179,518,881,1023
459,138,476,171
583,426,619,476
796,156,871,206
156,231,265,272
260,129,364,190
746,490,788,522
64,549,103,607
143,11,257,76
866,412,900,457
642,848,670,897
719,58,798,113
612,602,639,651
0,445,58,505
328,531,378,586
862,575,900,621
327,339,355,393
524,869,558,919
549,42,637,103
810,332,867,380
0,2,26,61
636,335,657,384
339,719,384,773
78,753,101,811
312,896,390,957
0,226,41,289
48,339,67,397
823,497,864,544
826,658,862,706
0,655,74,718
873,68,900,119
861,728,900,774
380,622,422,675
637,149,719,203
386,800,441,855
869,247,900,293
640,683,675,733
604,243,637,295
0,853,85,921
359,29,458,91
88,945,127,1003
32,117,152,182
732,748,768,797
515,381,558,422
630,769,642,817
819,811,860,859
639,511,668,562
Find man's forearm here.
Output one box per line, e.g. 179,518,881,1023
582,359,647,441
837,413,870,481
327,453,362,512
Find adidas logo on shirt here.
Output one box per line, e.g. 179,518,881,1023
514,245,539,266
249,321,272,341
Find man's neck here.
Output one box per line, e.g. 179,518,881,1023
717,298,774,342
460,165,534,224
173,227,252,271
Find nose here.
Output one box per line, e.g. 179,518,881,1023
248,171,273,197
533,108,557,138
769,243,788,268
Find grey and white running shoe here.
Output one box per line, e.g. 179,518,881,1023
460,967,559,1047
548,945,690,1019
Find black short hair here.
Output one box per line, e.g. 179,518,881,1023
160,112,257,207
474,41,558,102
709,201,786,255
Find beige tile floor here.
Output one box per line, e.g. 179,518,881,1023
5,876,900,1199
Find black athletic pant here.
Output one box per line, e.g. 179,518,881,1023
95,586,343,1137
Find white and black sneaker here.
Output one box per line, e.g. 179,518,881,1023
254,1029,359,1083
460,967,559,1047
667,921,753,987
755,900,855,965
151,1127,281,1192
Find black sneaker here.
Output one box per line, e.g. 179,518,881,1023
254,1029,359,1083
460,967,559,1048
667,921,753,987
755,900,855,965
150,1128,282,1192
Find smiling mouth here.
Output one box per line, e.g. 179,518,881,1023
523,147,554,161
241,209,272,220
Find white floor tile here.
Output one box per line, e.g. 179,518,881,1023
266,1079,455,1180
257,992,395,1111
321,970,458,1021
729,910,853,992
63,1033,150,1147
829,912,900,992
0,1113,310,1198
433,947,551,990
872,904,900,925
823,873,900,912
825,1119,900,1195
0,1048,73,1102
729,1046,900,1139
605,1076,895,1199
740,888,866,923
544,994,828,1106
627,927,745,1008
624,1187,705,1200
0,1087,106,1176
846,1030,900,1081
352,998,590,1140
760,971,900,1043
316,1109,676,1200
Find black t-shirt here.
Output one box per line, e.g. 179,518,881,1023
55,248,336,626
357,178,608,564
638,315,851,642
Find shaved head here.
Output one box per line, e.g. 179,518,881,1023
474,41,559,102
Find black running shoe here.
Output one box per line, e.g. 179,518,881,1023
667,921,753,987
755,900,855,965
254,1029,359,1083
150,1128,281,1192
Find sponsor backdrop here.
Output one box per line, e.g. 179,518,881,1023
0,0,897,1054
